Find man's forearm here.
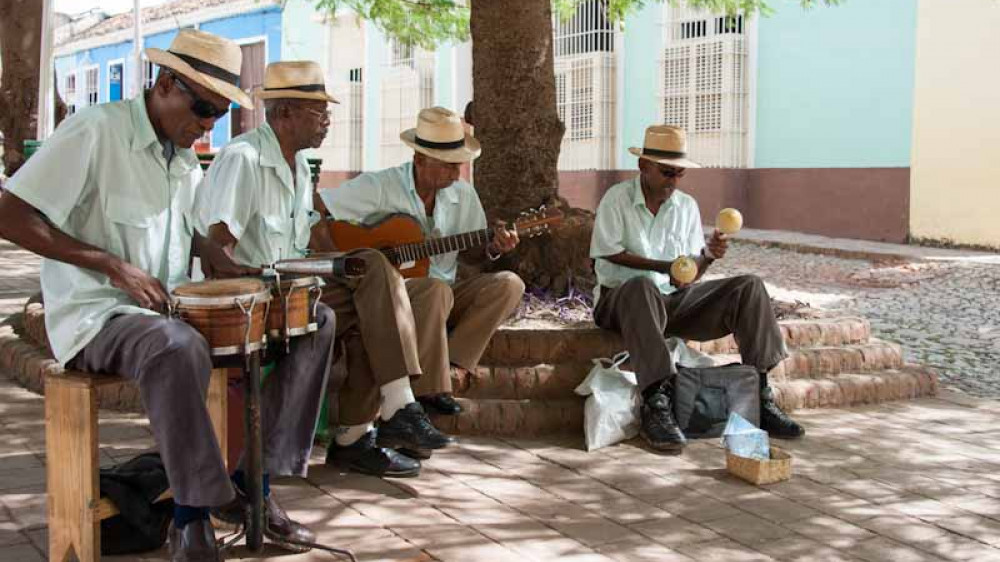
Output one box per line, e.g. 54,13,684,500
602,251,670,274
0,193,115,276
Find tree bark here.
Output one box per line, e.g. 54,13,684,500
470,0,595,294
0,0,43,177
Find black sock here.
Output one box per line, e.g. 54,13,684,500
642,379,670,401
232,470,270,498
173,505,209,529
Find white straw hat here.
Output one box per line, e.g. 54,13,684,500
628,125,701,168
253,61,339,103
145,29,253,108
400,107,481,163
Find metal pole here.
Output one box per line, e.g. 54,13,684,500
36,0,55,139
132,0,144,97
243,350,265,552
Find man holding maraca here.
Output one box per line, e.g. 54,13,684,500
589,125,803,453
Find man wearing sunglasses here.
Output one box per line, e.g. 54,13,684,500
589,125,804,454
0,30,330,562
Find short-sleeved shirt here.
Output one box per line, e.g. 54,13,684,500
318,161,487,284
589,176,705,303
197,122,318,267
6,96,202,364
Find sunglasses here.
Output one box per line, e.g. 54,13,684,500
171,73,229,119
656,164,686,178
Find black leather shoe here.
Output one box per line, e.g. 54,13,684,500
377,402,456,459
211,489,315,552
760,387,805,439
326,430,421,477
640,387,687,452
168,518,221,562
418,393,463,415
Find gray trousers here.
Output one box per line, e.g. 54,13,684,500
593,275,787,392
68,305,335,507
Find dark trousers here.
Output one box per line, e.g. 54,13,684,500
593,275,787,392
68,305,335,506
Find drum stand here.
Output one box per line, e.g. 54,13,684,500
219,326,357,560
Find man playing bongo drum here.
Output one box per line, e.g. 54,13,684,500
198,61,453,480
0,31,324,561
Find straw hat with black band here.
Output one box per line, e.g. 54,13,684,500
145,29,253,109
253,61,339,103
400,106,481,164
629,125,701,169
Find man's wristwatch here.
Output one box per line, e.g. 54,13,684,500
486,244,503,261
701,247,716,262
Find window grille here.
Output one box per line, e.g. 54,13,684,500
142,57,157,90
64,73,77,115
324,14,365,170
659,5,749,168
553,0,618,170
380,42,434,168
84,67,99,107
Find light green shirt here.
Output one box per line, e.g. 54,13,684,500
589,176,705,303
197,123,318,267
7,97,201,364
318,161,487,284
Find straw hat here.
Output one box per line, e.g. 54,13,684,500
628,125,701,168
145,29,253,108
253,61,339,103
400,107,481,163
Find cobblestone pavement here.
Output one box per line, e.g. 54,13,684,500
0,242,39,323
710,242,1000,398
3,376,1000,562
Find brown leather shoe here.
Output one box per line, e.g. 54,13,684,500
211,489,315,552
168,518,222,562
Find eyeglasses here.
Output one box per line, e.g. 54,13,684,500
170,73,229,119
656,164,686,178
300,106,333,122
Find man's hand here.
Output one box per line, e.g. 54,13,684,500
104,258,170,312
197,233,260,279
706,230,729,260
489,221,519,255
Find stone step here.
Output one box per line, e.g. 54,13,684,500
481,316,871,367
454,341,904,401
431,366,938,437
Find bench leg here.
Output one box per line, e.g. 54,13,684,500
46,379,99,562
207,367,228,469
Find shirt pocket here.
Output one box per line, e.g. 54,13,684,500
292,211,316,253
262,215,292,261
103,193,161,263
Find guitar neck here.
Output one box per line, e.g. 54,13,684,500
390,228,492,264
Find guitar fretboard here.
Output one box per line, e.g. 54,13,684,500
389,228,493,264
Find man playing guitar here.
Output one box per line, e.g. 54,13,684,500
316,106,525,461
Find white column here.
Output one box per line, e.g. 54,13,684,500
36,0,55,139
132,0,144,98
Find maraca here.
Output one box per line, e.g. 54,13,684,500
716,208,743,236
670,256,698,285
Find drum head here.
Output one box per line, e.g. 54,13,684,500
174,278,268,297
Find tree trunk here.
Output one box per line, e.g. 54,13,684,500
0,0,43,177
470,0,595,295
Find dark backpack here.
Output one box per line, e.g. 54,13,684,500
673,363,760,438
99,452,174,555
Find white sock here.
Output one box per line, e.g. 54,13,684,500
335,422,374,447
380,377,416,421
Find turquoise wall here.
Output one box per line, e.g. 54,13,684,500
754,0,917,168
619,3,663,169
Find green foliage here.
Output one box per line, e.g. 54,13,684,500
314,0,843,48
313,0,469,50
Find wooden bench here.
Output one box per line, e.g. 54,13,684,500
45,368,229,562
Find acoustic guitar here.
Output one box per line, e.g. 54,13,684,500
327,206,564,278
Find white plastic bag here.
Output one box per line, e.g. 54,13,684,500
574,352,639,452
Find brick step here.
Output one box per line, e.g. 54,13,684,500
481,316,871,366
455,341,904,401
431,366,938,437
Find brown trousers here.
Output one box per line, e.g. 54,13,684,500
593,274,788,392
323,255,524,425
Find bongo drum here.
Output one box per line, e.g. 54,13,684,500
171,278,271,356
266,276,322,342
